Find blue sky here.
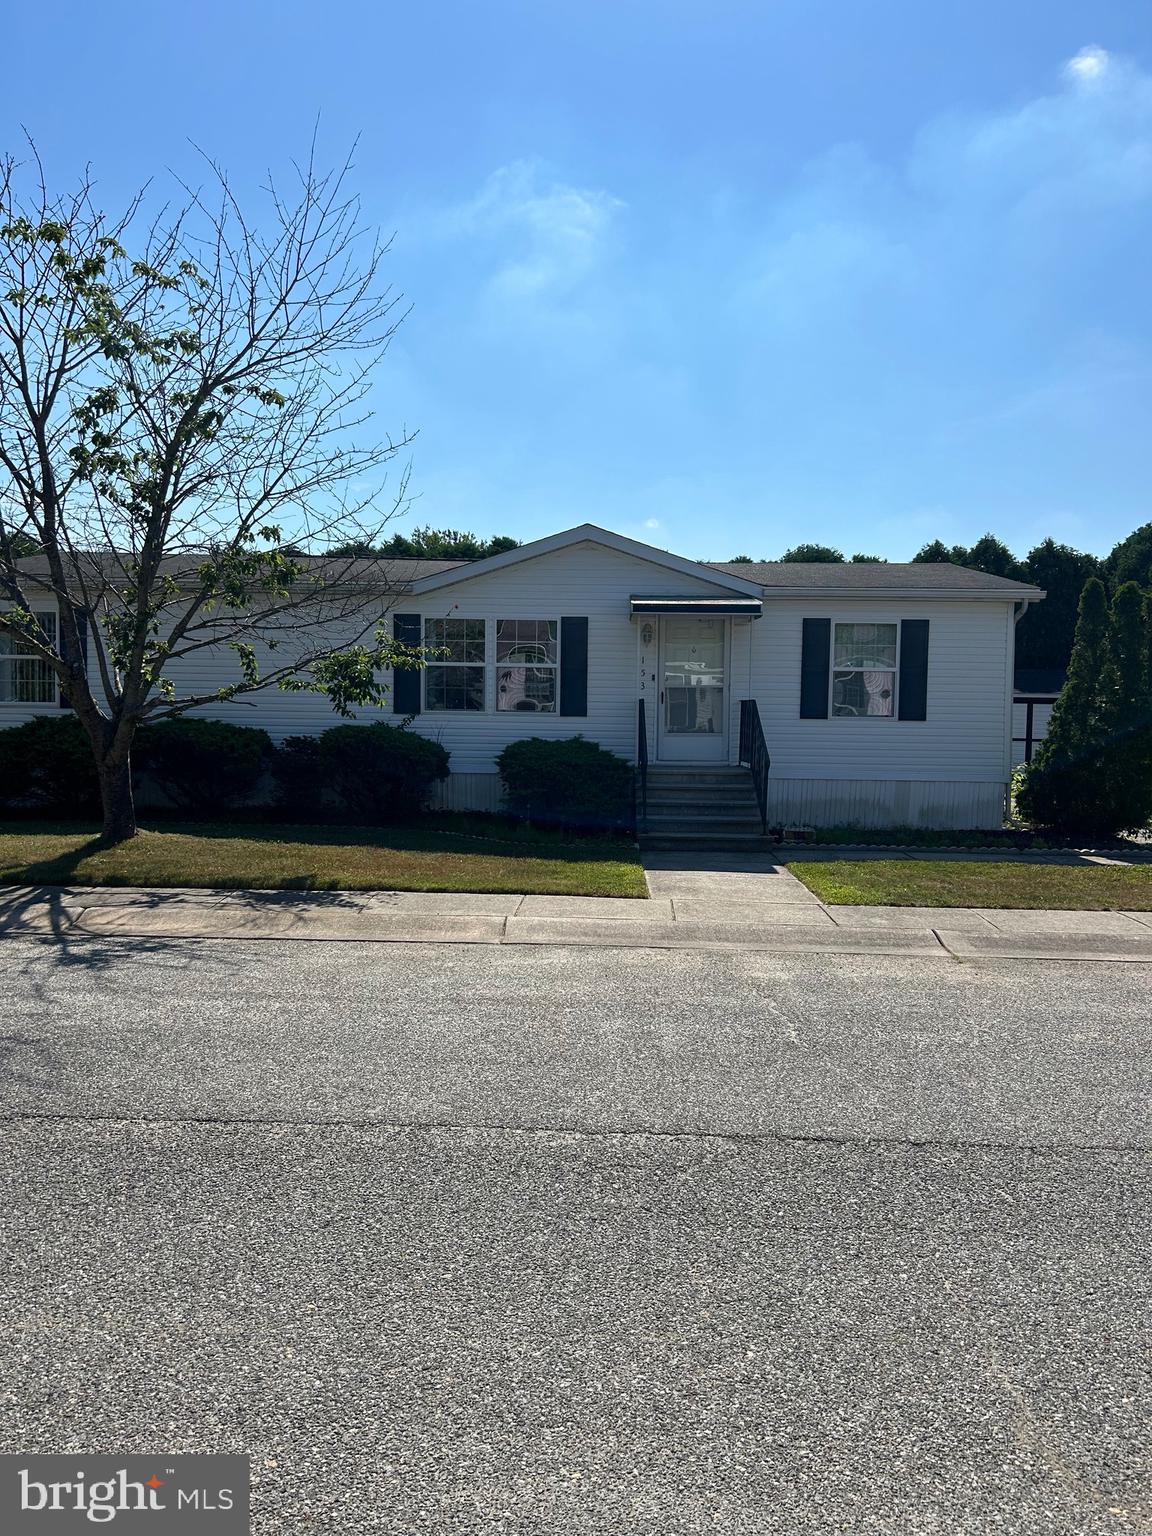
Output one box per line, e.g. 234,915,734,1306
5,1,1152,560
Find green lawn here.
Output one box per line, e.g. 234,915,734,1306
0,821,647,898
790,857,1152,910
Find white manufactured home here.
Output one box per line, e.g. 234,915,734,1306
4,524,1044,834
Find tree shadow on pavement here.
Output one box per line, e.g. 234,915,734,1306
0,883,268,979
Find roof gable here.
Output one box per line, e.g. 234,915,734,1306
408,524,765,598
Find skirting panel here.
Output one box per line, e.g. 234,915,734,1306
427,772,507,814
767,778,1006,831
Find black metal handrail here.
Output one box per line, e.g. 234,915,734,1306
637,697,649,823
739,698,770,834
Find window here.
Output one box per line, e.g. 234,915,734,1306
424,618,486,711
496,619,557,713
0,610,57,704
418,617,564,713
831,622,896,717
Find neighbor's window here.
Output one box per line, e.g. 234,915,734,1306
832,622,896,717
496,619,557,713
0,610,57,704
423,618,486,710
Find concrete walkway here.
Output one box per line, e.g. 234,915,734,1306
3,856,1152,962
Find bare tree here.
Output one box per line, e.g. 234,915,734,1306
0,143,420,840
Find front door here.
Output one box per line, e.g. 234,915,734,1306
657,615,728,761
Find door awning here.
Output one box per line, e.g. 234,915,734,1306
630,595,763,617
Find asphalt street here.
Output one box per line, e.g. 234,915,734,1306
1,933,1149,1533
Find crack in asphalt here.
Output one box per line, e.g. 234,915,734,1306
2,1108,1148,1155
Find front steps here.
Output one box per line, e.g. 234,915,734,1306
639,765,770,851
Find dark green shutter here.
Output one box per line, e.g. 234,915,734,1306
898,619,929,721
559,617,588,716
800,618,831,718
392,614,422,714
59,606,89,710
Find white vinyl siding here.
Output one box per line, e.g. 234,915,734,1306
751,599,1015,784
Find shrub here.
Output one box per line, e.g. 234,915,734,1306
270,735,325,816
133,718,274,814
1008,763,1029,825
497,736,634,830
319,722,449,819
0,713,100,813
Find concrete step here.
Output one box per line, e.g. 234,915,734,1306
643,812,766,829
644,768,751,783
642,793,761,811
640,832,776,851
638,766,763,849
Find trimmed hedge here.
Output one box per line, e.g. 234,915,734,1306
0,714,100,813
319,722,449,820
497,736,634,830
134,718,274,814
270,734,325,816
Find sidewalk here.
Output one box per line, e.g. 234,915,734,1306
4,859,1152,962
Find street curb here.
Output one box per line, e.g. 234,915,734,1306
2,903,1150,963
4,884,1152,963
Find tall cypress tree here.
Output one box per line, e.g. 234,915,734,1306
1102,582,1152,833
1018,578,1117,839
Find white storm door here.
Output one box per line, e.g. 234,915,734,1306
657,615,728,761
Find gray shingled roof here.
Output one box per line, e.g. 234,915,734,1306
10,548,1041,596
12,553,469,590
707,560,1042,594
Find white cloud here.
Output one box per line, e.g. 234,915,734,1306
451,160,623,299
1065,45,1110,85
405,50,1152,557
738,43,1152,326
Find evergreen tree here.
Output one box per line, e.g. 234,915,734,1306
1102,582,1152,833
1017,578,1118,839
1015,539,1101,672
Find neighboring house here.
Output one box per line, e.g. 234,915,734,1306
4,524,1044,830
1012,668,1065,767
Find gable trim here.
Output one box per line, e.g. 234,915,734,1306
407,523,765,599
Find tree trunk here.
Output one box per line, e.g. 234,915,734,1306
98,751,137,843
